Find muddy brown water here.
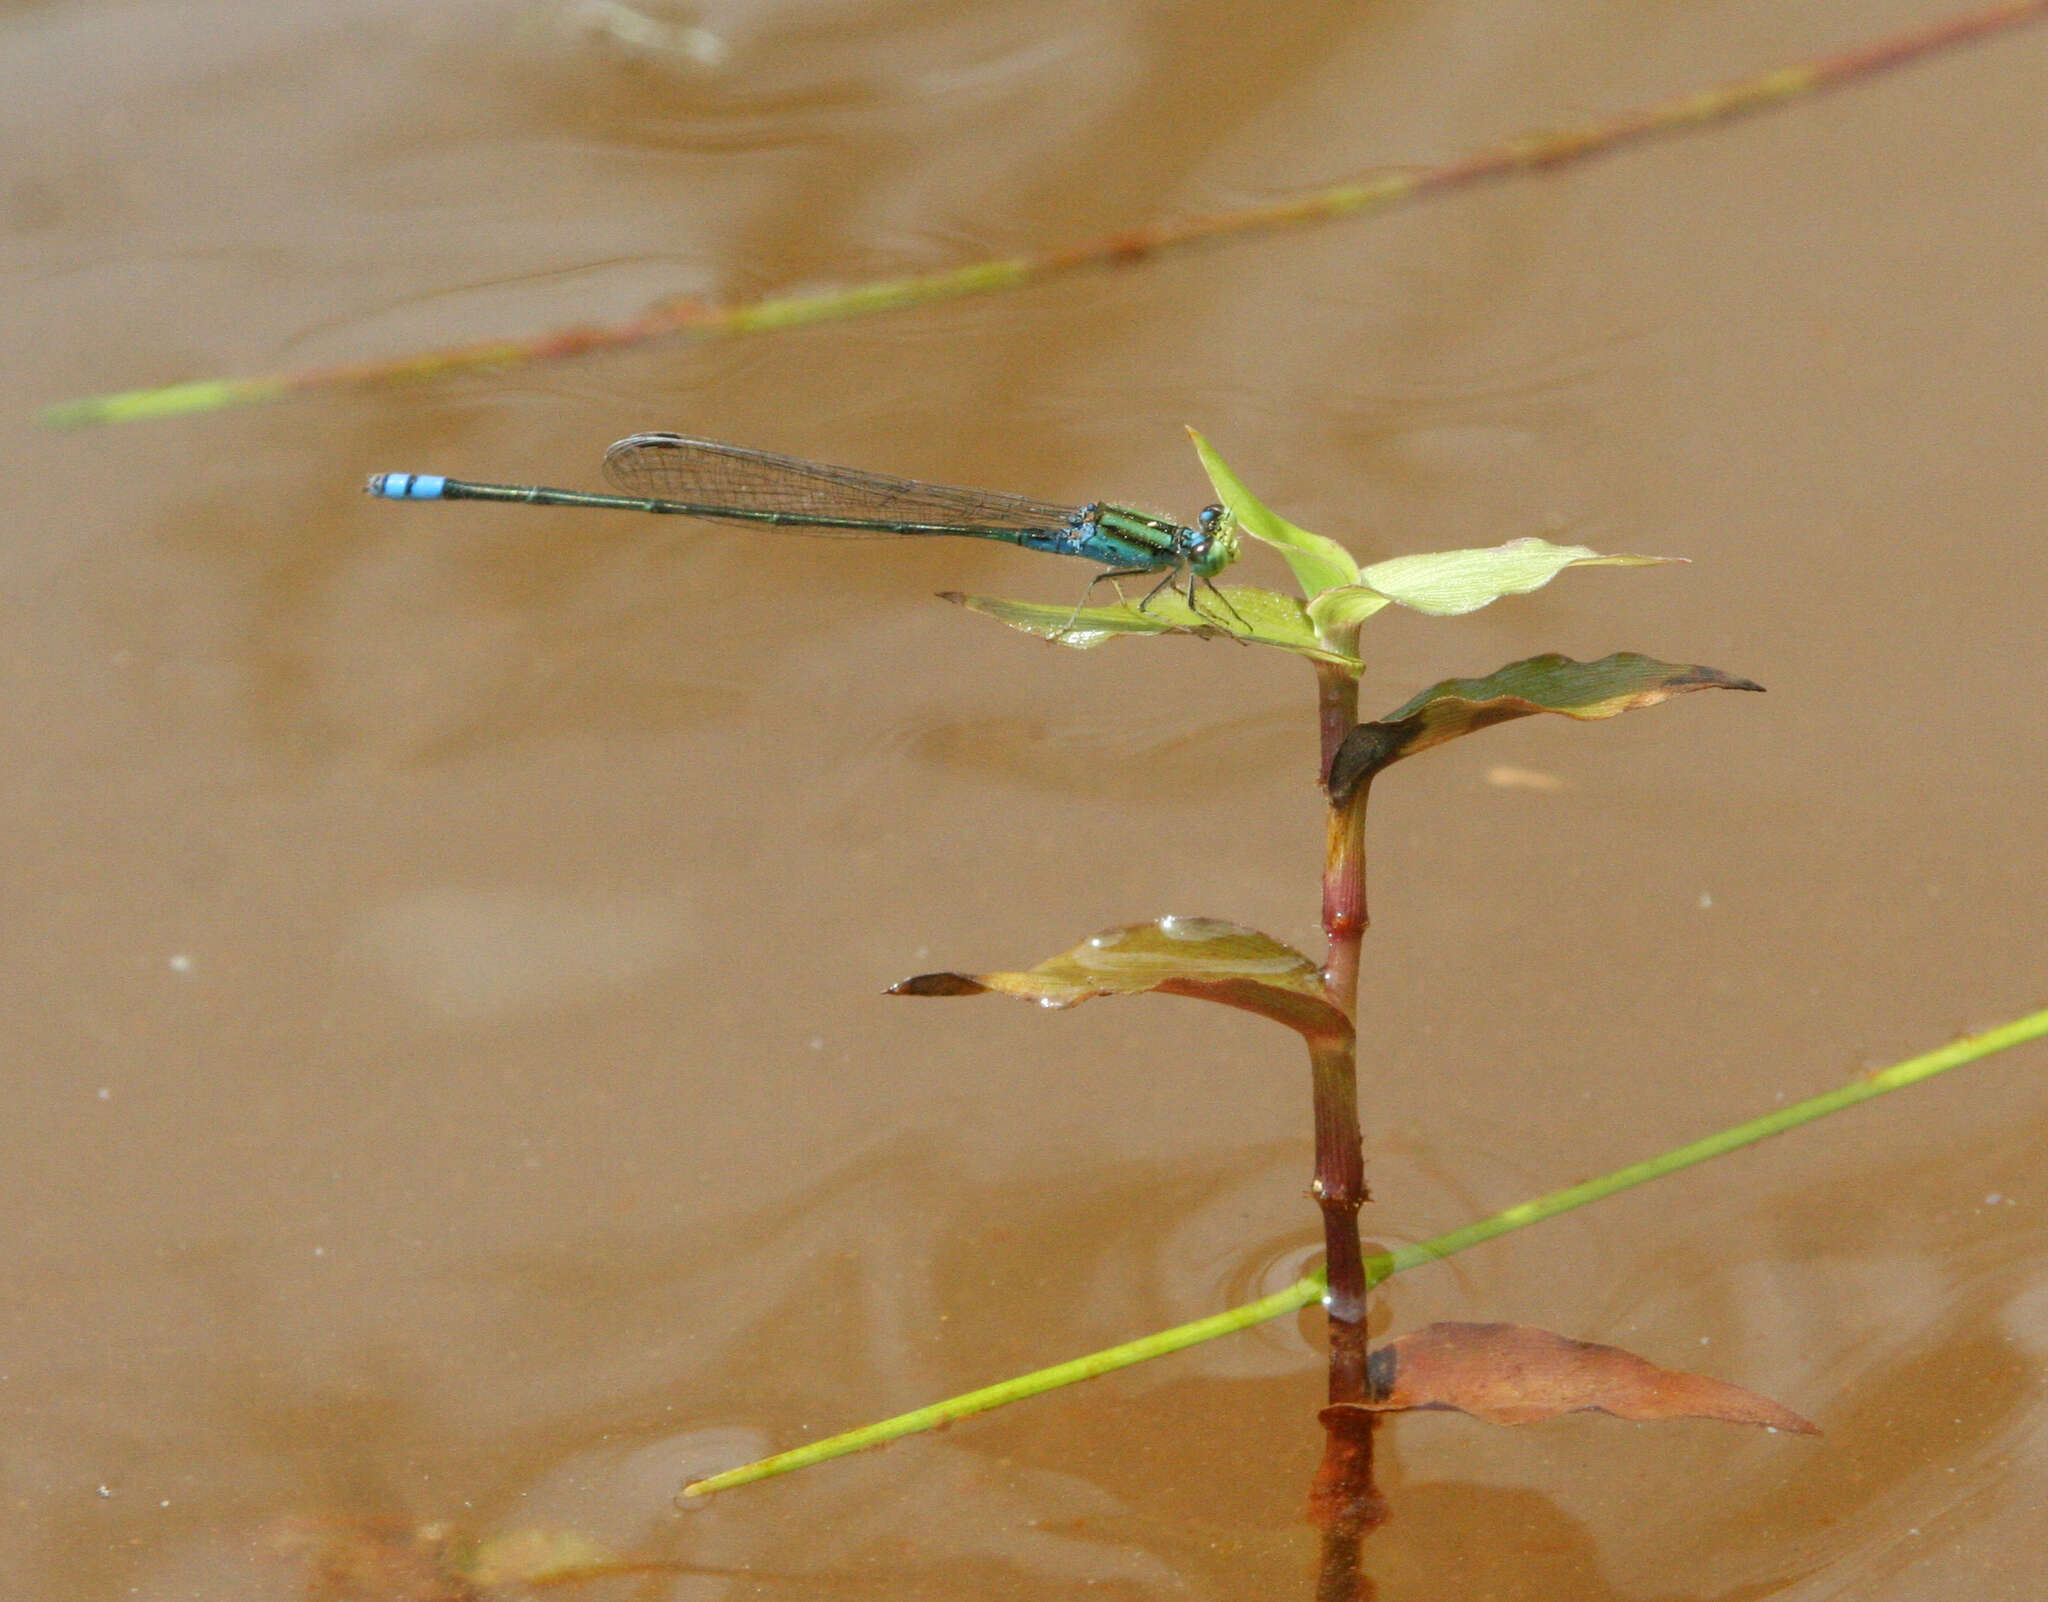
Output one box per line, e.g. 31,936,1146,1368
4,2,2046,1598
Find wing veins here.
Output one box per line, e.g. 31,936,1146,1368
603,434,1079,535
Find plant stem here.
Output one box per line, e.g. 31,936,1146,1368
1312,658,1371,1354
1310,1034,1368,1337
1310,656,1385,1591
1311,1412,1383,1602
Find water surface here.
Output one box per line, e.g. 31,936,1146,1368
4,2,2046,1597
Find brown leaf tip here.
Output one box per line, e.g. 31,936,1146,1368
1673,666,1766,693
888,972,990,997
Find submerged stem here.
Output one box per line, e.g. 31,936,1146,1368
1310,1034,1367,1329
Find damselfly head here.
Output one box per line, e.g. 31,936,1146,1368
1191,503,1239,577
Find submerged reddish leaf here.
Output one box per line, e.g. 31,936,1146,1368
458,1527,630,1588
1323,1321,1817,1433
1327,652,1763,804
266,1514,688,1599
890,915,1347,1038
264,1517,477,1602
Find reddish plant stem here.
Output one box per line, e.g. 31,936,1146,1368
1313,659,1371,1347
1317,659,1357,781
1315,1523,1371,1602
1311,1421,1386,1602
1308,657,1385,1599
1310,1032,1369,1344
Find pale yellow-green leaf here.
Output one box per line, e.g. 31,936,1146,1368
1306,585,1395,637
1187,429,1360,596
1356,538,1681,618
941,586,1364,667
892,916,1348,1039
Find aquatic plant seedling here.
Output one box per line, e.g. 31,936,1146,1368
798,433,1782,1581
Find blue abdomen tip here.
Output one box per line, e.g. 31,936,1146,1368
366,473,447,500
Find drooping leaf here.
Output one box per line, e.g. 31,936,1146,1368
1323,1322,1818,1433
892,916,1348,1038
941,586,1364,667
1306,538,1682,638
1187,430,1361,597
1328,652,1763,803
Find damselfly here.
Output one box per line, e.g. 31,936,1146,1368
367,433,1242,617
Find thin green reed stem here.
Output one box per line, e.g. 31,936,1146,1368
1368,1005,2048,1285
678,1275,1320,1498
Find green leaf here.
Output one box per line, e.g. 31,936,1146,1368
1303,585,1394,636
1347,537,1682,618
1328,651,1763,803
891,915,1348,1039
1187,429,1360,597
940,586,1365,667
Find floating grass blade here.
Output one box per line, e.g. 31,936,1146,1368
40,2,2048,429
